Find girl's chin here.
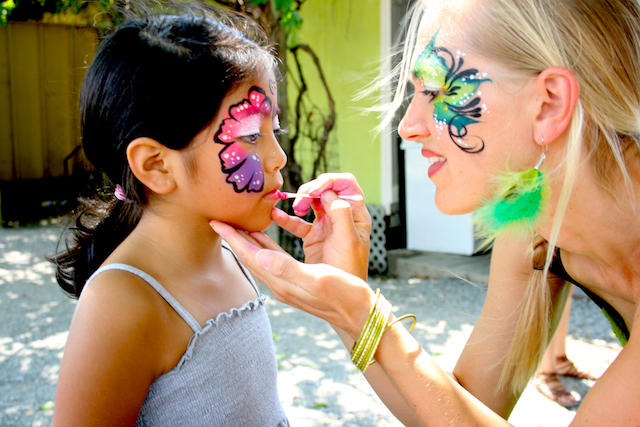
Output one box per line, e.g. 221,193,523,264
236,219,273,234
210,218,271,234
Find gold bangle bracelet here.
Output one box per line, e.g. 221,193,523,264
350,289,416,373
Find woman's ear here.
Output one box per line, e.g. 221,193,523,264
126,137,177,195
532,66,580,145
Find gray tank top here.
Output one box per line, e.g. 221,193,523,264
85,247,289,427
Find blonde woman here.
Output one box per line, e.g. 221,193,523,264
212,0,640,425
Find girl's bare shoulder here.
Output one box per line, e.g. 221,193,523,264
54,268,187,425
71,267,193,375
79,267,169,328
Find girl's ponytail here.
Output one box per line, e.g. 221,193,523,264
50,181,143,298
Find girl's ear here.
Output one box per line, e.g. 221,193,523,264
532,66,580,146
126,137,177,195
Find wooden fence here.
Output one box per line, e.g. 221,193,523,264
0,22,98,223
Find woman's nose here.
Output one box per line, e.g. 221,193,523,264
398,98,431,141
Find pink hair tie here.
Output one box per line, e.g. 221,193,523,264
114,185,128,201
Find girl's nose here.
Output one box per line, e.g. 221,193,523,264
263,135,287,173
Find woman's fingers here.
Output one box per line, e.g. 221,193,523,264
212,219,290,256
213,220,307,297
320,193,358,236
292,173,364,216
271,208,313,239
212,219,375,335
211,221,260,253
251,249,373,334
300,172,363,195
247,230,289,255
211,221,284,289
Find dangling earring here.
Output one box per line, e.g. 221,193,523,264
474,139,551,246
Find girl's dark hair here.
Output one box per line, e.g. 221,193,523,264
49,5,277,298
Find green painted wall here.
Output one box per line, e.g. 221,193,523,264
288,0,382,204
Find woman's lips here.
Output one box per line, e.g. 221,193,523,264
421,149,446,178
421,148,443,158
428,161,445,178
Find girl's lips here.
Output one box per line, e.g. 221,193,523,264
264,188,283,200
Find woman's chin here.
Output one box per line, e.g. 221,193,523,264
434,197,477,216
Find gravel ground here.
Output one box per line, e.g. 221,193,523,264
0,222,622,426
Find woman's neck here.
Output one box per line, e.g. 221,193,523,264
541,170,640,302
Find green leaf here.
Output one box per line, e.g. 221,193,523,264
274,0,293,11
276,352,287,370
0,0,16,25
40,401,54,411
286,28,301,49
281,8,302,31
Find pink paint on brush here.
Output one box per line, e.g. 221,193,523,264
273,190,363,202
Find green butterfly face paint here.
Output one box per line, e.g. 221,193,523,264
414,29,492,153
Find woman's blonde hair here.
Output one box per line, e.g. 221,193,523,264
384,0,640,395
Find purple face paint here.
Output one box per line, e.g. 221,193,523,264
214,86,272,193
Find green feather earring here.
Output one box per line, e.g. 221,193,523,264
474,144,550,246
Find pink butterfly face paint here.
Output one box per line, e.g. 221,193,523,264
214,86,272,193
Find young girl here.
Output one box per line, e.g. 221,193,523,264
49,8,289,427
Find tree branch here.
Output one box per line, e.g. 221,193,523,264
290,44,335,179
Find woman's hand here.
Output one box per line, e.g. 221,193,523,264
275,173,372,280
210,219,376,337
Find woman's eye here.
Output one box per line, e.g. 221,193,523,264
274,128,288,137
421,90,440,102
239,133,264,143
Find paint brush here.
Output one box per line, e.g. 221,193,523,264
274,190,363,202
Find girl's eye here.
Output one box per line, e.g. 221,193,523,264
274,128,288,137
239,133,264,143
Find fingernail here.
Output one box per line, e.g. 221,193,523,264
209,220,225,236
256,250,274,270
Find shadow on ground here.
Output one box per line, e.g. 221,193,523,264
0,223,76,427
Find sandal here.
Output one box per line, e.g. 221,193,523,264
555,355,598,380
534,372,580,408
